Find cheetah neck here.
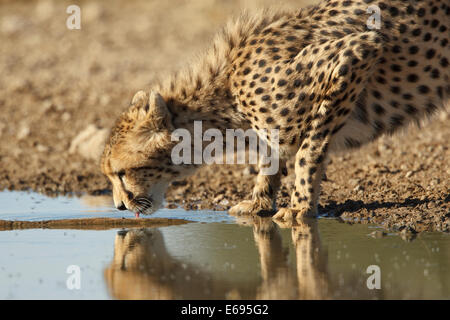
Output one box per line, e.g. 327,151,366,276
156,52,246,136
155,9,290,135
159,73,245,134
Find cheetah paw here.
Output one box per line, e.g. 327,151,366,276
228,200,275,217
272,207,316,221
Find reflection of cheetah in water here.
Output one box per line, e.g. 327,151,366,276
101,0,449,220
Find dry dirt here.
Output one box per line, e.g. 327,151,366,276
0,217,189,231
0,0,448,233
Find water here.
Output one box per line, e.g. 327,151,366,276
0,191,233,223
0,191,449,299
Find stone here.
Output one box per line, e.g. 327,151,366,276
69,124,109,161
17,125,30,140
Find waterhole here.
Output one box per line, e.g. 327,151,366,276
0,191,448,299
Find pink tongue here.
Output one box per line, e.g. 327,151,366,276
135,212,141,218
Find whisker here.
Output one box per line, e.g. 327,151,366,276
132,197,153,214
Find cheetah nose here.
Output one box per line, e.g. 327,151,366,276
116,202,127,211
117,230,128,237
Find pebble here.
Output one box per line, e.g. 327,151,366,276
405,171,413,178
61,112,71,121
430,179,439,186
41,100,53,113
213,194,224,203
369,230,387,238
100,94,111,106
69,124,109,161
36,144,49,153
17,125,30,140
399,227,417,242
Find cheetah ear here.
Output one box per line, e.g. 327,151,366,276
132,90,149,109
148,90,169,120
131,90,171,126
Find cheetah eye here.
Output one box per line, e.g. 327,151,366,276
118,170,126,180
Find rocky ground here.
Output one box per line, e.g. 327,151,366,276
0,0,448,233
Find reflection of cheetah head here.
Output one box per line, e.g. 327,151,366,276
101,91,194,215
104,228,174,299
108,228,167,270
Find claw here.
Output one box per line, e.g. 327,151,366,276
273,208,297,220
273,207,316,221
229,200,273,216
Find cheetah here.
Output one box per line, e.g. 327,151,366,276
101,0,449,220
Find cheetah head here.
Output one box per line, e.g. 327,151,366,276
101,90,194,216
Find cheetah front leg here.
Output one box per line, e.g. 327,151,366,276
274,126,332,220
229,157,286,216
274,31,384,221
